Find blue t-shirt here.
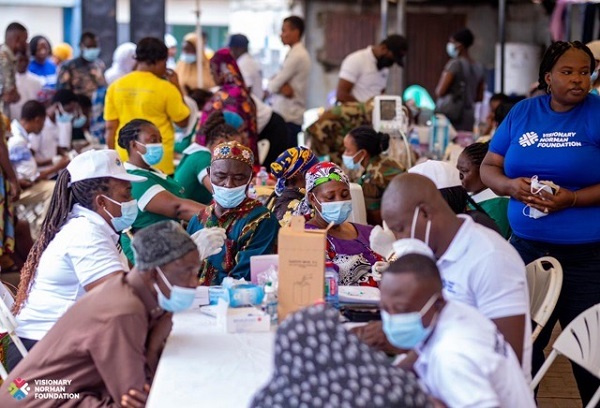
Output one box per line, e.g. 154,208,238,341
490,94,600,244
28,60,57,89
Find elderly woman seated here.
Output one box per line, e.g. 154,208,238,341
269,146,319,226
304,162,383,286
187,141,279,285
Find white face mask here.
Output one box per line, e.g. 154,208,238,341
392,206,435,259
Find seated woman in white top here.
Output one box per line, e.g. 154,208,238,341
7,149,146,370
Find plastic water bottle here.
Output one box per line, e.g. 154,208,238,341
257,166,269,186
324,262,339,309
262,282,278,325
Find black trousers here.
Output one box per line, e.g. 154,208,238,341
510,235,600,406
257,112,289,167
6,336,38,372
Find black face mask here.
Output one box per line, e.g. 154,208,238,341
376,56,395,70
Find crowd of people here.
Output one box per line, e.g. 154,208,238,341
0,14,596,408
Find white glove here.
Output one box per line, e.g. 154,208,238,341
369,221,396,259
371,261,390,282
191,227,227,260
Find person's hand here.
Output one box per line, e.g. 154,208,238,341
371,261,389,282
351,321,404,354
191,227,227,260
3,88,20,104
165,69,180,87
8,177,20,202
506,177,531,203
528,186,576,214
121,384,150,408
279,83,294,98
369,221,396,259
18,179,32,190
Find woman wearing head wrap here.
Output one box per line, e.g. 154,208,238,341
187,141,279,285
174,32,215,93
197,48,258,161
305,162,383,286
434,28,485,131
251,304,433,408
28,35,57,89
105,42,137,85
269,147,318,226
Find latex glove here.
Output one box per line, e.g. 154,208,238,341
371,261,390,282
191,227,227,260
369,221,396,259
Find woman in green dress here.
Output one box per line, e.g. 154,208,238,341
457,141,511,238
174,111,242,204
117,119,206,263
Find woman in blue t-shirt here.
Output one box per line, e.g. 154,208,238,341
28,36,57,90
480,41,600,405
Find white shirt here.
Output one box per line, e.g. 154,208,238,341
267,42,311,125
415,301,536,408
123,162,168,211
8,119,38,181
237,52,263,100
339,46,389,103
29,116,60,163
9,72,43,120
437,215,532,378
16,204,126,340
251,94,273,133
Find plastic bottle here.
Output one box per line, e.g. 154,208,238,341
324,262,339,309
262,282,278,325
257,166,269,186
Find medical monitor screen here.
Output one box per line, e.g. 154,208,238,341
380,100,396,121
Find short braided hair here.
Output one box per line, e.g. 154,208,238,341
118,118,154,152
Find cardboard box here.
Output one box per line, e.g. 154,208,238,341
202,301,270,333
277,216,326,321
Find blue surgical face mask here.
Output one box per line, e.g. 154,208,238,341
446,42,459,59
72,115,86,129
137,142,164,166
314,196,353,225
212,182,249,209
180,52,197,64
102,195,139,232
381,293,439,349
591,70,599,83
82,47,101,62
342,150,363,171
56,103,73,124
154,266,196,313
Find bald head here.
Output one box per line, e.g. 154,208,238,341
382,173,448,222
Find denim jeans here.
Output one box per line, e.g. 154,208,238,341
6,337,37,372
510,235,600,406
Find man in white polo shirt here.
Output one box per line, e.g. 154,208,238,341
336,34,407,103
229,34,263,99
380,254,535,407
367,172,532,379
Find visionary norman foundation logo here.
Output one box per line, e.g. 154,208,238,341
7,377,30,400
519,132,539,147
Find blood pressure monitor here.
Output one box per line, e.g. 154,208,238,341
372,96,407,134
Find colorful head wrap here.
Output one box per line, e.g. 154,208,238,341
211,141,254,167
270,147,319,196
305,161,350,194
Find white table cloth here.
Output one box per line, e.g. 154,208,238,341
147,310,275,408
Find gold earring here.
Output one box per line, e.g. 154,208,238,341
547,84,552,94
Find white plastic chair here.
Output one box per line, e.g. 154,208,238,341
347,183,367,225
530,303,600,408
526,256,563,342
0,287,28,380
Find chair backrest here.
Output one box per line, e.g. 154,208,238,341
347,183,367,225
526,256,563,328
0,294,17,334
553,303,600,379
